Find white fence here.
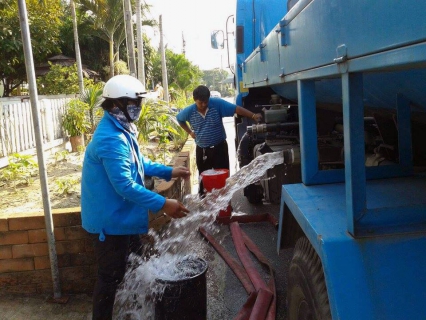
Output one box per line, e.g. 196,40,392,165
0,94,76,168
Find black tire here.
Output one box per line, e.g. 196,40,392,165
247,194,263,205
287,237,331,320
244,184,264,204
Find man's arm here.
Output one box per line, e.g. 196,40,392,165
178,121,196,139
235,106,262,122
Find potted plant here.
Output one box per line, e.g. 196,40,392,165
62,98,90,152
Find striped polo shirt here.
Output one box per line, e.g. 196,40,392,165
176,97,236,148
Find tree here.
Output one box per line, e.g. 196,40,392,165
0,0,64,97
37,63,93,95
152,49,203,96
78,0,124,78
141,33,158,90
70,0,85,94
202,69,229,92
59,4,109,76
78,0,156,80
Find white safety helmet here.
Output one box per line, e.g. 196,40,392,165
103,75,148,99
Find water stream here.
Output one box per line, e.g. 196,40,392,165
114,150,284,319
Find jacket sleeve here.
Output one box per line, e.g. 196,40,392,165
142,155,173,181
97,134,166,213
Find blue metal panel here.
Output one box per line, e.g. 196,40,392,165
278,0,426,75
242,0,426,109
342,73,366,235
396,95,413,171
299,165,412,186
235,0,288,95
297,80,318,184
279,180,426,319
272,66,426,110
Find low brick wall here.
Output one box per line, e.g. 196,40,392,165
0,140,195,295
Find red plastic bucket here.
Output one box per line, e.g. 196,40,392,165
200,169,232,217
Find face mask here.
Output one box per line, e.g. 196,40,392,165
127,103,142,122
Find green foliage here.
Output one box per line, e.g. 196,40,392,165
37,63,94,95
102,60,129,79
135,102,159,144
77,0,156,78
202,69,230,92
0,153,38,187
226,87,236,97
76,145,86,154
141,34,157,89
0,0,64,97
169,89,192,110
168,115,189,150
135,99,188,162
80,82,104,132
54,176,81,195
151,49,203,94
62,99,91,137
154,113,174,164
59,3,108,77
54,150,70,163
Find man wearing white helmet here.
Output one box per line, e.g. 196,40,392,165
81,74,190,320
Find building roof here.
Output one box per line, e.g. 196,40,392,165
35,55,99,78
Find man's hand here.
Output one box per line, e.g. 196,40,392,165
252,113,262,123
172,166,190,180
189,131,196,139
162,199,189,218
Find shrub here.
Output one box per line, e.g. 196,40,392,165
37,63,93,95
0,153,38,187
62,98,91,137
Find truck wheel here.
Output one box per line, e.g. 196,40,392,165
243,184,263,204
288,237,331,320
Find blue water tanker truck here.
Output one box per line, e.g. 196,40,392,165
212,0,426,319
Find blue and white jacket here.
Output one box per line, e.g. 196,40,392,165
81,112,172,240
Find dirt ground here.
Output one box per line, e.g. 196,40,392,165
0,151,84,215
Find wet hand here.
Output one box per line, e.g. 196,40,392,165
172,166,190,180
162,199,189,219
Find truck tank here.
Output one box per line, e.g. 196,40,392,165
213,0,426,319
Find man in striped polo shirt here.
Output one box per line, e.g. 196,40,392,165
177,85,262,195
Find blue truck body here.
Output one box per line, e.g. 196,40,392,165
215,0,426,318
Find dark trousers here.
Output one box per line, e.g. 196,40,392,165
92,234,142,320
196,140,230,195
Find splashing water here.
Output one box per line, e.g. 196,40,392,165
114,150,284,319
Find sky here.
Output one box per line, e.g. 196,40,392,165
144,0,236,71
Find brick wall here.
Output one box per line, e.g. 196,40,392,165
0,142,195,295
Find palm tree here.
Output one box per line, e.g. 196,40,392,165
78,0,157,79
70,0,84,94
79,0,124,78
164,50,203,95
80,82,104,133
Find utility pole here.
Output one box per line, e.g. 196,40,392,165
182,32,186,56
135,0,146,86
70,0,84,94
17,0,62,301
124,0,136,77
159,15,169,103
